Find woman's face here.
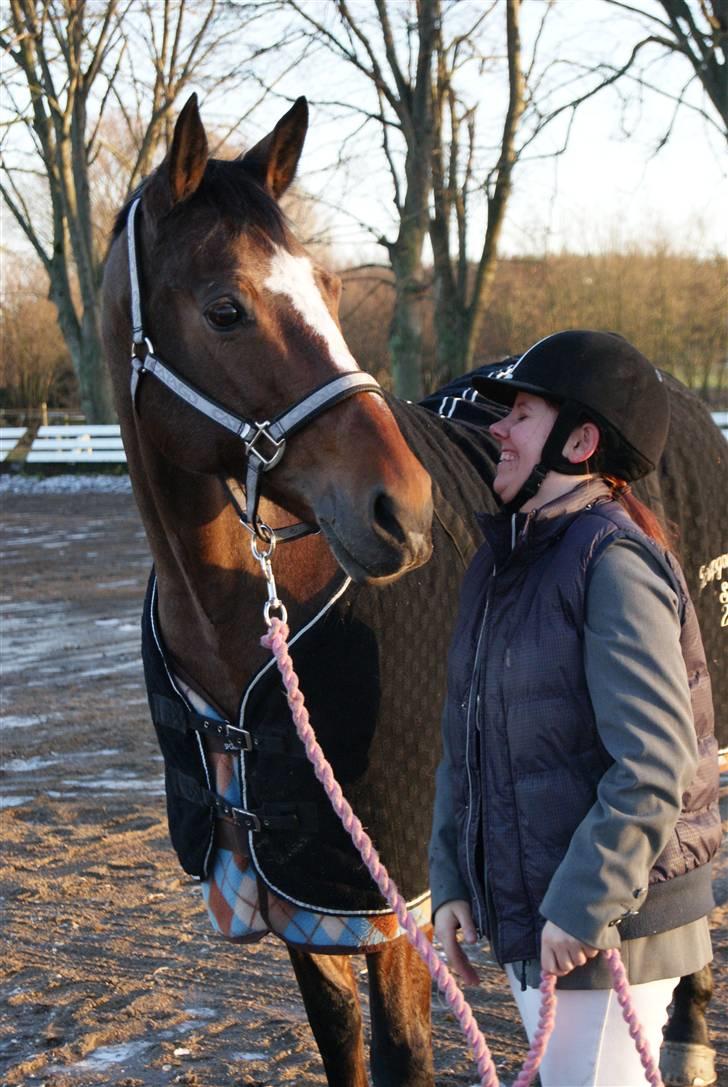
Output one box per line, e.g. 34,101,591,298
489,392,559,505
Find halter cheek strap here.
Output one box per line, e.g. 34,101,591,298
125,197,383,539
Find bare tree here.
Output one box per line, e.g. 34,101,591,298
427,0,728,381
269,0,665,391
603,0,727,140
1,0,124,420
0,251,72,411
8,0,716,415
429,0,526,380
0,0,277,420
109,0,282,192
277,0,437,399
428,0,624,380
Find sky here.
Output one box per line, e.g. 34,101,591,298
2,0,726,269
223,0,727,264
500,92,726,258
498,0,725,257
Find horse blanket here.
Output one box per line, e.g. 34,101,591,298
141,398,499,940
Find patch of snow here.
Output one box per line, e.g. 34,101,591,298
0,473,132,496
0,714,48,730
49,1039,153,1072
4,749,120,773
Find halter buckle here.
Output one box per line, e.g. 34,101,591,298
244,422,286,469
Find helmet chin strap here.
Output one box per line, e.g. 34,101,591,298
500,400,595,514
500,462,548,514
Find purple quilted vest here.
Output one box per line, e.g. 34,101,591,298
444,486,720,964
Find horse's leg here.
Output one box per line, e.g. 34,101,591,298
660,966,717,1086
287,946,368,1087
365,930,434,1087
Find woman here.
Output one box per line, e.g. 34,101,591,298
429,330,720,1085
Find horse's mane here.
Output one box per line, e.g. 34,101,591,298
111,158,290,249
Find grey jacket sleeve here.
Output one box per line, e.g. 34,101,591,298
429,704,470,920
539,538,698,949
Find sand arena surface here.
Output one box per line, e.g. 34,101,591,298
1,483,726,1086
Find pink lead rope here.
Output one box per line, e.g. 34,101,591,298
260,616,664,1087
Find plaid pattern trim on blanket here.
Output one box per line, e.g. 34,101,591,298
179,679,432,951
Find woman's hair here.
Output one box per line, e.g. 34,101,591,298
603,475,673,550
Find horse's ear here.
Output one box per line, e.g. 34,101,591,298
241,97,308,199
144,94,208,218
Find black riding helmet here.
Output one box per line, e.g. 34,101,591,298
472,330,670,511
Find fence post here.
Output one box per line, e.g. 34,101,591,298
41,402,48,427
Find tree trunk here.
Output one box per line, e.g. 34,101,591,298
432,279,468,386
427,0,524,381
50,274,116,422
461,0,524,372
77,313,116,422
384,0,437,400
388,238,427,400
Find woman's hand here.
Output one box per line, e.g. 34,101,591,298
540,920,599,976
434,899,480,986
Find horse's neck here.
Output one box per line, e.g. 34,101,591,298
133,456,340,717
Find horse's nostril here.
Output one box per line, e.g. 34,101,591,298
372,490,407,547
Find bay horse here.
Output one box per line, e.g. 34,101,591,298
102,95,726,1086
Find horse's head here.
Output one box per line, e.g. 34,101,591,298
102,95,432,583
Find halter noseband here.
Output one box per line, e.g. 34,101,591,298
125,197,384,541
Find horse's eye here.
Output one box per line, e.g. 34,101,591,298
205,300,249,330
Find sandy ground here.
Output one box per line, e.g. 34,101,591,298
1,485,726,1087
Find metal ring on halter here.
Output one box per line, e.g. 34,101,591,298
131,335,155,362
263,598,288,626
251,523,276,560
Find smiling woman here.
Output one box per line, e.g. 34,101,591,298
430,330,721,1087
489,394,559,507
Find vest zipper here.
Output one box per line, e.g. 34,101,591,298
463,565,494,936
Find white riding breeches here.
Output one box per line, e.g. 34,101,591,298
505,963,678,1087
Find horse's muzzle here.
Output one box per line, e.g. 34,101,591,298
318,483,433,584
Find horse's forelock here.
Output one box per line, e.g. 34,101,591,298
111,158,290,253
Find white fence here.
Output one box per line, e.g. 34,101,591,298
712,411,728,439
0,427,28,462
26,425,126,464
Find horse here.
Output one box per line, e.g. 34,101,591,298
101,95,726,1087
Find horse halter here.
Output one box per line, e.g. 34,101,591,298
125,196,384,541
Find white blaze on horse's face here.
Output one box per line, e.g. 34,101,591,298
264,247,357,373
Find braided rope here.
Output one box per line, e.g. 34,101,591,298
603,948,664,1086
260,617,663,1086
